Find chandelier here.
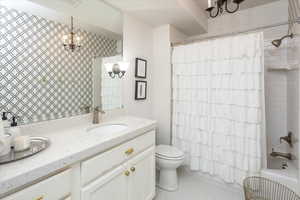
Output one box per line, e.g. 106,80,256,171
62,16,81,52
206,0,245,18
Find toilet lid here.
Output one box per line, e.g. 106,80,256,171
156,145,184,159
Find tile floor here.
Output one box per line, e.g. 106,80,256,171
154,168,244,200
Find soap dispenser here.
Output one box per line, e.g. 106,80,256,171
2,112,11,128
9,116,21,139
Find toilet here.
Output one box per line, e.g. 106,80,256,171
156,145,184,191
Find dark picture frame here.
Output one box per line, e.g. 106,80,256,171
135,58,147,78
135,81,147,100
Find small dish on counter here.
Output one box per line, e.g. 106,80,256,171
0,136,50,165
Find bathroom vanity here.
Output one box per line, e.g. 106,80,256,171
0,116,156,200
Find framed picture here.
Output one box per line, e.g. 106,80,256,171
135,58,147,78
135,81,147,100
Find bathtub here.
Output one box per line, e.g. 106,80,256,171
261,160,299,195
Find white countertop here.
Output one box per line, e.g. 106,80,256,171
0,115,156,197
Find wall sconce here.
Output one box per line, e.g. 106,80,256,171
206,0,245,18
105,61,129,79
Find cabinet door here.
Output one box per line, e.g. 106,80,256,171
81,165,128,200
2,170,72,200
127,147,155,200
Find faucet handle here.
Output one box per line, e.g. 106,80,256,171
2,111,12,120
11,115,22,126
94,107,105,114
80,105,91,113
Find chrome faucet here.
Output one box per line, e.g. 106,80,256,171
93,106,105,124
270,149,293,160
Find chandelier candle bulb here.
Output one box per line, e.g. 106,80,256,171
76,36,81,43
62,35,68,43
208,0,212,8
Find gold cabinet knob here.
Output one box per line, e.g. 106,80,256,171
125,148,134,155
130,167,136,172
124,170,130,176
36,196,44,200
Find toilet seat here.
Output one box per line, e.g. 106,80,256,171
156,154,184,160
156,145,184,160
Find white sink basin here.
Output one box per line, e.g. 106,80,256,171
87,124,128,134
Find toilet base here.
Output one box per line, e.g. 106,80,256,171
157,169,178,191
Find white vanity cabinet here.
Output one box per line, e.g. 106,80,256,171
81,131,156,200
81,147,155,200
1,130,156,200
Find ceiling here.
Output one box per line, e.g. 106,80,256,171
104,0,281,36
104,0,208,36
196,0,280,10
3,0,282,38
1,0,123,38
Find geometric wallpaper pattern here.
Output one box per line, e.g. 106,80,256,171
0,6,117,124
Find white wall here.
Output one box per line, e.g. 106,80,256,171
265,70,289,166
152,25,187,144
287,70,299,168
152,25,172,144
265,60,300,170
122,15,187,144
122,14,153,119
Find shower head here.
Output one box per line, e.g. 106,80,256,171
271,33,294,48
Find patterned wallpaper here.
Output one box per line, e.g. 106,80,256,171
0,6,117,124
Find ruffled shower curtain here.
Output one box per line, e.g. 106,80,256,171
172,32,264,185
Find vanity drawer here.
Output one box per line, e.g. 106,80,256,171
3,169,72,200
81,130,155,186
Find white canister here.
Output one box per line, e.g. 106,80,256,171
6,126,21,141
13,136,31,152
0,133,12,157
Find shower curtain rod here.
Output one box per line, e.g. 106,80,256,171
171,20,300,47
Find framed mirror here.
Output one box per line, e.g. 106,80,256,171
0,0,124,124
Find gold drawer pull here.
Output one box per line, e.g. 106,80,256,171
125,148,134,155
124,170,130,176
130,167,136,172
35,196,44,200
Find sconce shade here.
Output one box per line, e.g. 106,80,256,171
118,61,130,71
105,61,129,79
206,0,245,18
105,63,114,73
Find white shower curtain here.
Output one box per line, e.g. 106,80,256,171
172,32,264,185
